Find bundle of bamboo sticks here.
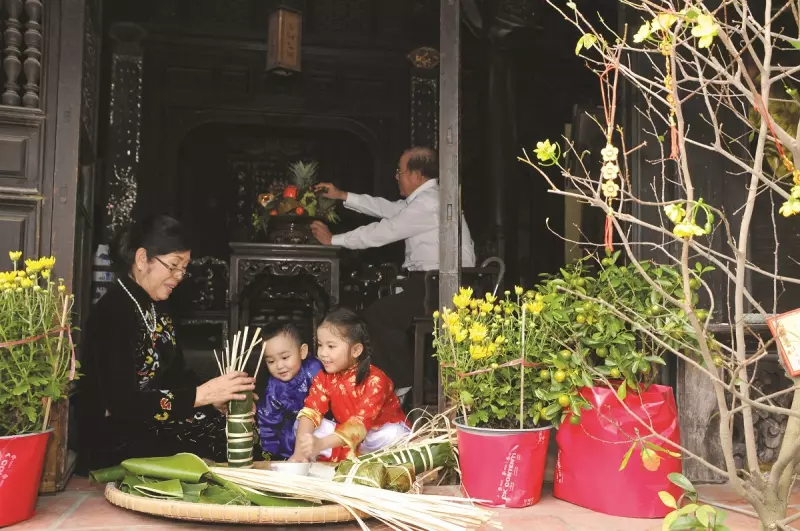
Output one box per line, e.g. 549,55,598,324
213,326,263,468
211,466,497,531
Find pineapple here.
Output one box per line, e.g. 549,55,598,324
288,161,319,189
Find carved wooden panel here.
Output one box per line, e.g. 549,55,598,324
0,197,38,257
80,0,100,143
408,46,439,151
0,121,42,192
104,48,143,239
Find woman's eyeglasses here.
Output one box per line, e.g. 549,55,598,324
154,256,191,279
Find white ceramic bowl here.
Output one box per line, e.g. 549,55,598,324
269,462,311,476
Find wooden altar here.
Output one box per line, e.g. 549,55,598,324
229,242,343,341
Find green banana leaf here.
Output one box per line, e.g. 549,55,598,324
133,478,184,499
181,481,208,497
89,465,127,483
120,475,156,497
199,484,248,505
105,453,321,508
121,453,210,483
208,472,316,507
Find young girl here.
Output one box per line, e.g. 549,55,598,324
290,307,410,463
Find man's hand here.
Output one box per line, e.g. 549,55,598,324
314,182,347,201
311,221,333,245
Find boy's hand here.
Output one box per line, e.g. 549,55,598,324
288,452,308,463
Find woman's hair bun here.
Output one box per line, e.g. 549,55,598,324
110,215,189,273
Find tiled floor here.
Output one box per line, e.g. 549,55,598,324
6,476,789,530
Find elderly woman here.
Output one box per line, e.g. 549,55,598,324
77,215,254,470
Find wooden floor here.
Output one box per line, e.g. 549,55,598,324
6,476,792,530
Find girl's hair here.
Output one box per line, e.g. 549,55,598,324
111,214,190,274
319,307,372,385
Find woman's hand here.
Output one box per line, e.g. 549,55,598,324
314,182,347,201
194,372,255,408
213,393,256,416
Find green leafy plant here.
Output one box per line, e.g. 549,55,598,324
0,252,78,436
537,251,716,399
433,252,714,430
659,473,729,531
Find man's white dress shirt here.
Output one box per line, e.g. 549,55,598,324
330,179,476,271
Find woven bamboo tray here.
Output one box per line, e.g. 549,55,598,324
104,483,365,525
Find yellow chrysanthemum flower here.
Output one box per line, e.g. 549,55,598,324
469,344,491,360
480,302,493,313
8,251,21,262
455,328,468,343
514,286,524,296
39,256,56,269
468,323,488,343
525,300,545,314
57,285,66,293
452,287,474,309
485,293,497,304
20,278,33,288
444,311,460,329
24,259,42,273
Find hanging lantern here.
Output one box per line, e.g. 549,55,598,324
266,7,302,75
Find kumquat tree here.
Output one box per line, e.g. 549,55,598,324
519,1,800,529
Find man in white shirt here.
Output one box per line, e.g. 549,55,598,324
311,147,476,390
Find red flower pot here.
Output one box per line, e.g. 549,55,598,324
455,419,551,508
0,430,52,526
554,384,682,518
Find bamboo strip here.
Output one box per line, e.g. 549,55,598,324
211,467,497,531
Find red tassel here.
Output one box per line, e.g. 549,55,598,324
604,215,614,253
670,123,679,160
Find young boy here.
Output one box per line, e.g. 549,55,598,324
255,321,323,460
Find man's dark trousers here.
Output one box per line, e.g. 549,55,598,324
364,272,432,389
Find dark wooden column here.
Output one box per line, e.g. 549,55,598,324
439,0,461,309
439,0,461,411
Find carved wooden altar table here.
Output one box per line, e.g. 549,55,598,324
229,242,343,336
